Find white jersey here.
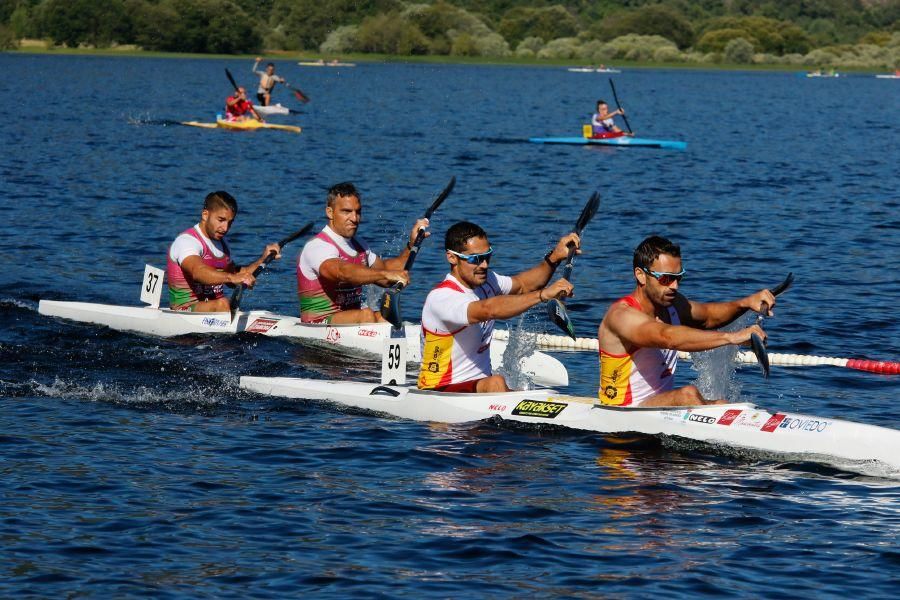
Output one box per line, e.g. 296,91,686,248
169,224,227,265
418,272,513,389
297,225,378,281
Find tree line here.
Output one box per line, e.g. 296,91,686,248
1,0,898,68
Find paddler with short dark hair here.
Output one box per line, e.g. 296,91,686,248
225,86,262,121
167,191,282,313
252,57,286,107
597,235,775,407
417,221,578,393
297,182,430,324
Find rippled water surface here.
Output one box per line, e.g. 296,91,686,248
1,55,899,597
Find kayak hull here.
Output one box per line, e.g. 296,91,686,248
529,136,687,150
239,377,900,472
37,300,567,387
180,120,301,133
253,104,291,117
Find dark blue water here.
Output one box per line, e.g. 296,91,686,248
1,54,899,597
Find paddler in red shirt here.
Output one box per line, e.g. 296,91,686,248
225,87,262,122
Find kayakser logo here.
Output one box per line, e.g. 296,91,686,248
511,400,567,419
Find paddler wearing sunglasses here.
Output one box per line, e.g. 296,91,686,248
418,221,578,393
598,235,775,407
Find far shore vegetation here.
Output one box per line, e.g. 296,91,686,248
1,1,898,71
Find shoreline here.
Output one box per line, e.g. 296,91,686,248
3,44,889,74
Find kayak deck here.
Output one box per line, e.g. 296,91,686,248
181,119,301,134
529,136,686,150
239,377,900,473
37,300,568,387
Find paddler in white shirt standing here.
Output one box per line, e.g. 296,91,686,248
167,191,282,313
297,182,430,324
252,57,286,107
418,221,578,394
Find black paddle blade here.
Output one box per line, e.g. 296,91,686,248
750,333,769,379
772,272,794,297
425,176,456,220
225,68,239,92
574,191,601,236
380,288,402,329
547,299,575,340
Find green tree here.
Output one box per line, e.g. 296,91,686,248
724,37,754,63
498,5,580,46
593,5,695,49
271,0,400,50
355,12,429,55
37,0,129,47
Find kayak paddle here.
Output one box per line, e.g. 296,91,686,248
225,67,241,94
379,176,456,328
547,191,601,339
608,78,633,135
284,82,310,104
229,222,314,322
749,272,794,378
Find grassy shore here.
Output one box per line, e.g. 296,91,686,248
5,40,885,74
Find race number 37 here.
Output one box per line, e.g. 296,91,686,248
381,337,407,385
141,264,165,308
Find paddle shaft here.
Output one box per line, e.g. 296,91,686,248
609,78,633,134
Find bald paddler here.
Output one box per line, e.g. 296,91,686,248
418,221,578,393
252,57,286,106
297,182,429,324
597,235,774,407
167,191,281,313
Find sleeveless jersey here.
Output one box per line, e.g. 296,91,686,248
418,273,512,389
297,231,369,323
599,296,680,406
167,226,233,310
592,113,616,134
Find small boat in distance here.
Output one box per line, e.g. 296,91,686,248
298,59,356,67
568,65,621,73
875,70,900,79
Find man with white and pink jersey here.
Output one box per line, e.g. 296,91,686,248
297,182,430,324
598,235,776,407
167,191,281,313
418,221,578,394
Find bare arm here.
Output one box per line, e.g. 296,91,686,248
683,288,776,329
609,303,765,352
509,232,580,294
181,255,248,287
318,257,407,289
467,279,573,324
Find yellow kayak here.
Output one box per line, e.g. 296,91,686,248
181,119,301,134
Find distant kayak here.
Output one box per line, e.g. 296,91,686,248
253,104,291,117
298,60,356,67
805,71,840,78
875,74,900,79
568,67,621,73
181,119,301,134
529,136,686,150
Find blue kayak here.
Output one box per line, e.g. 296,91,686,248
529,136,687,150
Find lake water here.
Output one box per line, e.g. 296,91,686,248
1,54,898,597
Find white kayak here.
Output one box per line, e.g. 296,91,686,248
567,67,621,73
37,300,568,387
253,104,291,117
239,377,900,473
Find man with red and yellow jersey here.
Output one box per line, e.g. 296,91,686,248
167,191,281,313
597,235,775,407
418,221,578,394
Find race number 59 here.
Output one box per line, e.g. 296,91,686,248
140,264,165,308
381,337,407,385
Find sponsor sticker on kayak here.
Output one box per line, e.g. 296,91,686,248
511,399,567,419
761,414,786,432
778,417,831,433
247,318,278,333
201,316,229,329
717,409,742,426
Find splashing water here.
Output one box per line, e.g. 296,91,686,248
497,314,539,391
689,313,756,402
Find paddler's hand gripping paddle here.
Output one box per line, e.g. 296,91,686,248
749,272,794,378
379,177,456,329
547,191,600,339
229,222,314,322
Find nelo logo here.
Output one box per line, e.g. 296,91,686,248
688,414,716,424
325,328,341,344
